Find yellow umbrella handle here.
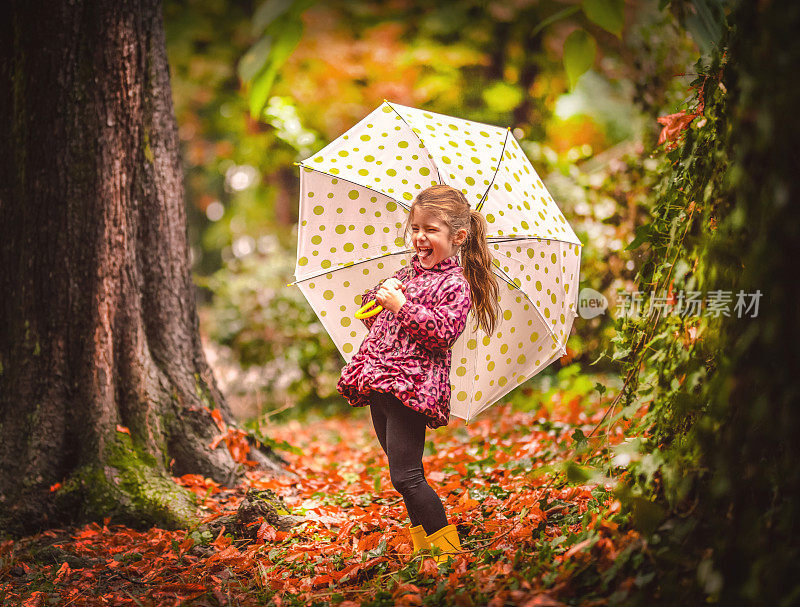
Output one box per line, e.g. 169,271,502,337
355,299,383,319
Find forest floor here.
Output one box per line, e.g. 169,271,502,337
1,376,656,606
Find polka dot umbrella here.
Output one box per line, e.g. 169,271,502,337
290,101,582,422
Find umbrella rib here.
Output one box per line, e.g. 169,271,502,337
289,249,414,285
487,235,583,246
385,102,444,186
490,258,562,352
476,128,509,212
297,163,412,213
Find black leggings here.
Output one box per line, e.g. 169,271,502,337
368,390,448,534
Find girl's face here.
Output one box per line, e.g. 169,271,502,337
410,207,467,269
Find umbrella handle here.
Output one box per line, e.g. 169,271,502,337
355,299,383,319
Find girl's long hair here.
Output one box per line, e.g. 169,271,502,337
404,184,501,336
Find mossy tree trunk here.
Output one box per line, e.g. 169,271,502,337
0,0,284,536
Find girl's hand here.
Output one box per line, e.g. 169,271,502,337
375,279,407,313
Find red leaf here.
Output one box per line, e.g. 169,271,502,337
210,408,226,432
54,561,71,583
257,522,276,542
49,482,62,492
657,111,699,149
115,424,131,435
208,433,226,450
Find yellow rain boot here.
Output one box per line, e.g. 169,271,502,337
409,524,429,554
424,524,461,565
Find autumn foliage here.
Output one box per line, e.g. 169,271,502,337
2,386,655,606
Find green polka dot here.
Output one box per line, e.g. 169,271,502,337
343,343,353,353
365,226,375,235
419,167,430,176
467,339,477,350
321,260,331,269
311,235,322,245
313,206,324,215
360,134,371,141
348,190,359,200
503,310,512,321
344,243,354,252
386,201,397,211
442,156,451,164
398,141,408,148
335,225,346,234
456,366,466,377
298,257,308,266
457,391,468,402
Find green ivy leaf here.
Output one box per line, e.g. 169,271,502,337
237,35,273,83
582,0,625,38
248,18,304,118
251,0,296,36
626,224,651,250
563,29,597,90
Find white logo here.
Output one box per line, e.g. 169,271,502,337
578,287,608,319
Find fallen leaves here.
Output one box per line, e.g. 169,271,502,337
2,381,652,606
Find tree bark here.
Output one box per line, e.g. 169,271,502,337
0,0,284,536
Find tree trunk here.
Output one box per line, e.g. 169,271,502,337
0,0,285,536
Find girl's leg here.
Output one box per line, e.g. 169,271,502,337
368,391,389,456
379,392,448,534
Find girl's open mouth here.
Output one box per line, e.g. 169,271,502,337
417,247,432,260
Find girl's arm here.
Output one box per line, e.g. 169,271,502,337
395,276,471,353
357,266,410,329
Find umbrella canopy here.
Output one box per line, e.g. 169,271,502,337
291,101,582,422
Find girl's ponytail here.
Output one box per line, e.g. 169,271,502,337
462,209,500,336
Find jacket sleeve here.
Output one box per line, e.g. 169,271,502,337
358,266,409,330
395,275,471,353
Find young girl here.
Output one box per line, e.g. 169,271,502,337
336,184,500,565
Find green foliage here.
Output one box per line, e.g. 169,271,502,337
563,29,597,90
241,0,313,118
198,246,346,416
600,1,800,602
582,0,625,38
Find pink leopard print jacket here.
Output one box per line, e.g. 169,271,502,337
336,253,471,429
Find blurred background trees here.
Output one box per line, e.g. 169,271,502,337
163,0,701,423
